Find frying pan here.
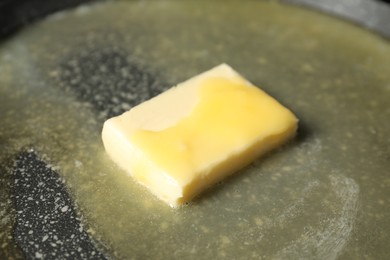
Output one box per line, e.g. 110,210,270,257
1,0,389,259
1,0,390,39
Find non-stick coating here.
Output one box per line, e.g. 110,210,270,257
0,0,389,259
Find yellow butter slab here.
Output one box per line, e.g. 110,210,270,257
102,64,298,207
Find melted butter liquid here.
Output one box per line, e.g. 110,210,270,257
1,0,390,259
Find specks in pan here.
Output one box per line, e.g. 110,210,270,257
12,150,107,259
53,45,166,120
5,32,169,258
272,175,360,260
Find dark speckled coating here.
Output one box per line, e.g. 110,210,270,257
12,150,107,259
58,45,162,120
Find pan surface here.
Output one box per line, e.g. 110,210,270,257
1,0,390,259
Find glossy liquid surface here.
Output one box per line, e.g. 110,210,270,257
0,1,389,259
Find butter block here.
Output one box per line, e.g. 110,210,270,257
102,64,298,207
